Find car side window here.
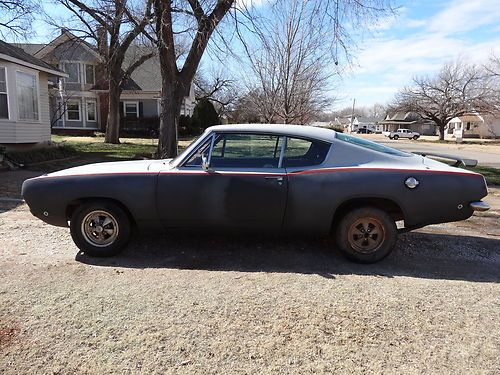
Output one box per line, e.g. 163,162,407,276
183,138,211,167
283,137,330,168
211,133,284,168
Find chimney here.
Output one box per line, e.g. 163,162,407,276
96,26,108,56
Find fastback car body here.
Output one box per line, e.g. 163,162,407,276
22,124,490,263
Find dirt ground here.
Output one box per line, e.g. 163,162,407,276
0,171,499,374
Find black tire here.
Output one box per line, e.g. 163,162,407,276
70,201,131,257
413,135,419,140
335,207,397,263
393,135,399,140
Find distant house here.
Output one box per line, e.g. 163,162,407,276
448,113,500,139
333,115,382,133
0,40,66,147
378,112,437,135
16,30,195,135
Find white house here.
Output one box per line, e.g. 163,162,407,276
448,113,500,139
334,116,382,133
0,40,66,147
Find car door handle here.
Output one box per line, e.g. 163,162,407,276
265,176,284,185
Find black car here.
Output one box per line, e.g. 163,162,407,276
22,124,490,263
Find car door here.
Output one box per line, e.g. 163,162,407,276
156,132,288,230
278,136,332,234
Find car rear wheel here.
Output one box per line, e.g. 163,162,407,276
336,207,397,263
393,135,399,140
70,201,131,257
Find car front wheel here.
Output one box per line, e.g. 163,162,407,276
413,135,419,140
70,201,131,257
336,207,397,263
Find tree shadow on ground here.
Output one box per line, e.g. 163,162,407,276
76,231,500,283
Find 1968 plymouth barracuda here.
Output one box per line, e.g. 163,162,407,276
22,124,490,263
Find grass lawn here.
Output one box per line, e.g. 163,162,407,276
51,135,195,156
5,135,196,172
52,135,158,159
464,165,500,186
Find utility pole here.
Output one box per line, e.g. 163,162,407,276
350,98,356,133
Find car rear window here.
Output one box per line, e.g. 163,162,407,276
335,133,412,157
283,137,330,167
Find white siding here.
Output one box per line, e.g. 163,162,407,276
0,61,51,144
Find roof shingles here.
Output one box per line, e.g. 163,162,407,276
0,40,63,74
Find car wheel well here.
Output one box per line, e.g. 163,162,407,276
331,198,404,232
66,198,136,228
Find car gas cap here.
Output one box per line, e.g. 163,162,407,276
405,177,419,189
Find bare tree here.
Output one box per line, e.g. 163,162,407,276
146,0,393,157
149,0,235,157
54,0,155,143
370,103,387,118
194,70,239,117
0,0,37,38
393,60,499,140
485,54,500,77
229,89,263,123
244,0,335,124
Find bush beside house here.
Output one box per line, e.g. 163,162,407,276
192,99,220,130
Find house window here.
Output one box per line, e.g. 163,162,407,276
124,102,138,118
66,101,81,121
466,122,471,131
64,62,80,83
0,67,8,119
85,64,95,85
86,100,96,121
16,71,38,121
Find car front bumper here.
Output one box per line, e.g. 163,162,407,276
470,201,490,212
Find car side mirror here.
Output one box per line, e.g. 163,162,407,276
201,154,210,171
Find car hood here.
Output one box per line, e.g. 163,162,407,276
39,159,173,178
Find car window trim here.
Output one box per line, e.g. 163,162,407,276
282,136,333,168
176,133,213,169
178,131,333,169
278,136,287,168
204,131,288,170
207,133,216,167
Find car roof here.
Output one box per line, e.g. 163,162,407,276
207,124,337,142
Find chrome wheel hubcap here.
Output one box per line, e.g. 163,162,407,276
347,217,385,253
81,210,119,247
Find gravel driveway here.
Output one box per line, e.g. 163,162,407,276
1,172,499,374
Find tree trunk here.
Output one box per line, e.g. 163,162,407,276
157,78,182,158
438,121,445,141
154,0,184,158
105,74,122,144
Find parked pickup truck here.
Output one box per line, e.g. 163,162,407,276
383,128,420,140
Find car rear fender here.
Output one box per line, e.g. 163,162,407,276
331,197,406,233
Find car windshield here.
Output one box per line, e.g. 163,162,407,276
335,133,412,157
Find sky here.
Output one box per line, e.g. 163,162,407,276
18,0,500,111
335,0,500,110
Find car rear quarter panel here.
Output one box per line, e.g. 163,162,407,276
22,173,159,227
283,168,487,234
